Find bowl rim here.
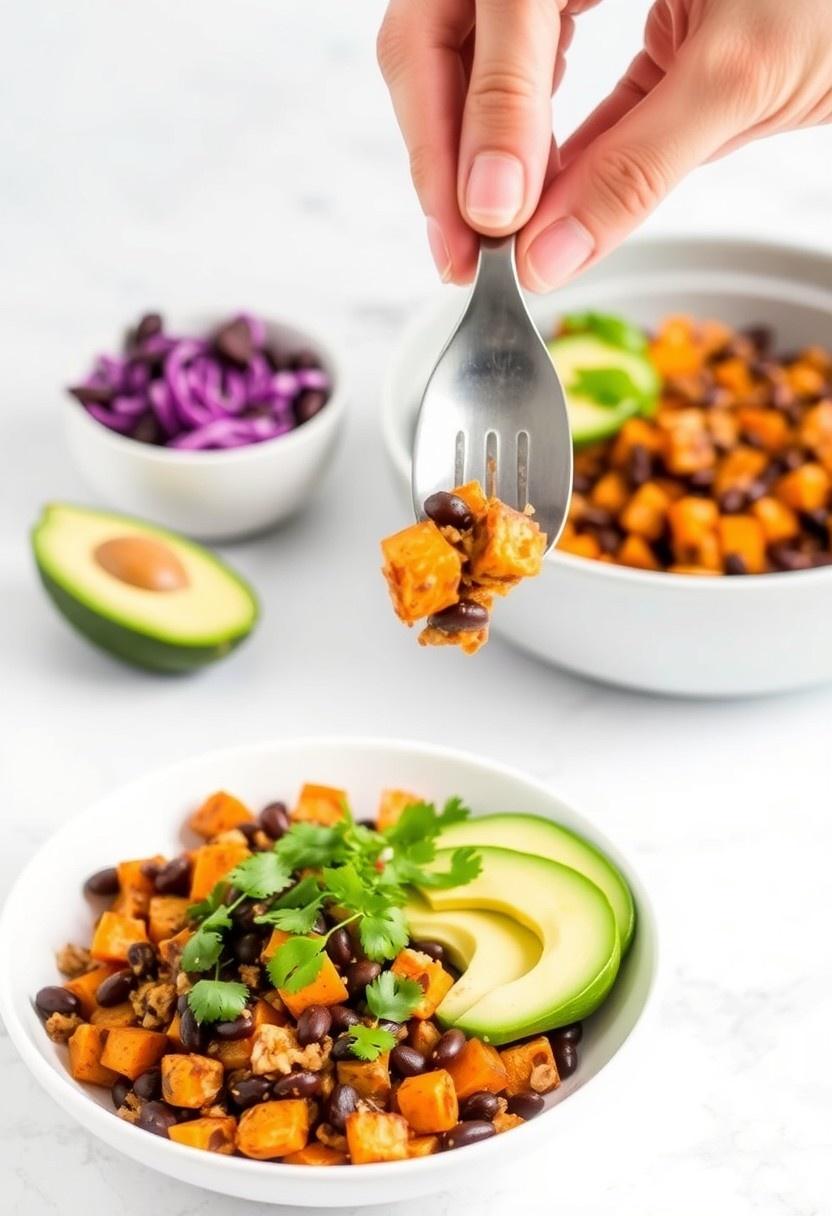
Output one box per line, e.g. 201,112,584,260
65,310,348,466
0,735,658,1189
381,232,832,592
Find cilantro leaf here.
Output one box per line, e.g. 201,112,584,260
384,797,470,848
227,851,292,900
187,979,249,1025
257,897,324,934
563,311,648,354
411,846,482,890
322,862,372,912
570,367,641,408
267,935,326,993
359,905,409,962
364,972,424,1022
180,904,233,973
344,1024,397,1062
275,822,346,871
271,875,323,909
187,881,228,923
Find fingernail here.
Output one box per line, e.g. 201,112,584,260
525,216,595,292
426,217,452,282
465,152,525,228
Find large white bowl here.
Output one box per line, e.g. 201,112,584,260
382,237,832,697
65,314,347,542
0,737,656,1207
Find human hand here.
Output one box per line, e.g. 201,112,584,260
378,0,832,292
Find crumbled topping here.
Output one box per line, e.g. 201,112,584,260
250,1024,330,1076
117,1093,141,1124
315,1122,348,1152
55,943,92,978
45,1012,83,1043
175,971,192,995
131,979,177,1030
530,1061,559,1093
239,964,261,989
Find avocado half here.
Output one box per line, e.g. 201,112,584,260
32,503,258,673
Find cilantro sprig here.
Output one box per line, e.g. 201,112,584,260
365,971,424,1023
343,1023,398,1062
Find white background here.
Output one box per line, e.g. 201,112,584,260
2,2,831,1214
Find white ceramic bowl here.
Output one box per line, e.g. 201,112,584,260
65,314,347,542
382,237,832,697
0,737,656,1208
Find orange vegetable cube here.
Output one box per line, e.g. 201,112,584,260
161,1053,224,1108
799,402,832,455
667,497,721,569
717,515,767,574
65,965,118,1018
445,1038,508,1101
661,409,715,475
751,496,800,543
452,480,489,519
787,361,826,398
381,521,462,623
619,483,671,541
158,927,191,969
292,782,347,826
188,791,254,839
68,1023,119,1087
557,531,601,560
499,1036,560,1096
90,1002,137,1028
337,1054,392,1103
376,788,421,832
90,911,148,963
189,840,250,902
775,463,831,511
737,408,788,453
714,447,768,496
668,565,721,576
279,953,349,1018
346,1110,410,1164
616,535,660,571
713,356,755,397
148,895,189,944
237,1100,310,1160
167,1013,184,1051
100,1027,168,1080
590,471,628,514
168,1115,237,1154
391,948,454,1019
469,501,547,584
408,1020,442,1058
284,1143,348,1166
610,417,662,467
112,855,166,918
407,1135,441,1157
396,1069,459,1133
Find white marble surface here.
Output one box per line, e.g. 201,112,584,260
2,1,832,1212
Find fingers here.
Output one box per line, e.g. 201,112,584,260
517,44,744,292
378,0,479,283
457,0,561,235
558,50,664,166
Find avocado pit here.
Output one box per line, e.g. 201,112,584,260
94,536,189,592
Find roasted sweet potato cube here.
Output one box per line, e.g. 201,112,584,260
590,471,628,514
292,782,347,826
445,1038,508,1101
751,496,800,543
90,911,148,963
189,840,250,902
284,1143,348,1166
408,1019,442,1057
211,1036,253,1071
100,1027,168,1080
714,447,768,496
336,1054,392,1103
452,480,489,519
113,856,166,918
161,1053,224,1108
166,1013,184,1051
397,1069,458,1133
391,948,454,1019
68,1023,119,1086
713,356,755,397
237,1100,310,1160
799,402,832,455
406,1134,441,1157
619,482,670,541
667,497,721,568
346,1110,410,1164
557,531,601,560
661,409,715,475
381,521,463,623
279,953,349,1018
738,407,789,453
717,514,767,574
148,895,189,944
90,1001,137,1028
168,1115,237,1154
158,927,191,969
775,463,831,512
469,501,547,584
188,790,254,839
616,535,660,571
610,417,662,466
787,360,826,397
65,965,118,1019
499,1036,560,1096
376,788,421,832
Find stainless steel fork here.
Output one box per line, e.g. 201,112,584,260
411,235,572,551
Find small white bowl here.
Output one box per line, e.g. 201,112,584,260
65,314,347,542
0,737,656,1208
382,237,832,697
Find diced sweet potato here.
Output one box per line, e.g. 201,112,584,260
787,360,826,397
168,1115,237,1154
737,407,789,453
211,1036,252,1071
292,783,347,826
775,462,831,511
148,895,189,944
499,1036,560,1096
445,1038,508,1101
406,1134,441,1157
558,531,601,560
649,317,701,377
667,497,721,569
713,356,755,398
189,841,250,902
65,965,118,1018
493,1111,525,1133
452,480,489,519
717,515,767,574
336,1054,392,1103
391,949,454,1019
157,927,191,969
68,1023,119,1086
616,535,660,571
619,483,670,541
376,788,421,832
668,565,720,576
90,1001,137,1028
346,1110,410,1164
714,447,768,496
167,1013,184,1051
100,1027,168,1080
279,954,349,1019
408,1019,442,1057
113,856,166,918
610,417,662,466
381,521,463,623
660,409,715,475
90,911,148,963
284,1143,348,1166
161,1053,224,1108
590,471,628,514
469,501,547,584
751,496,800,543
396,1069,458,1133
188,791,254,839
799,402,832,456
237,1100,310,1160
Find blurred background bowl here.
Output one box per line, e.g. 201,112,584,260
382,236,832,698
65,314,347,542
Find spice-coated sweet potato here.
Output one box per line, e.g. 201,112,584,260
68,1023,119,1086
189,840,250,902
453,480,488,518
90,1001,137,1028
113,855,165,918
65,964,118,1018
406,1134,441,1157
161,1053,225,1108
157,926,191,969
616,534,660,571
376,788,421,832
265,933,348,1017
775,462,831,512
284,1143,348,1166
717,514,767,574
168,1115,237,1154
292,783,347,827
99,1026,168,1080
391,948,454,1019
396,1068,458,1133
619,482,670,541
90,911,148,964
345,1110,410,1164
237,1100,310,1160
408,1019,442,1058
499,1036,560,1096
336,1053,392,1103
469,501,547,585
381,521,463,623
751,496,800,543
445,1038,508,1101
148,895,189,944
188,790,254,839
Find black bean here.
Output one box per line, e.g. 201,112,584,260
390,1045,425,1077
725,553,748,576
127,941,157,978
688,468,715,493
442,1120,496,1151
424,491,474,531
215,317,254,367
553,1022,583,1045
154,856,191,896
96,969,134,1007
297,1005,332,1046
229,1076,272,1109
140,859,162,883
69,384,114,408
507,1091,545,1120
111,1077,131,1109
770,541,813,571
580,505,613,529
745,478,768,504
84,867,119,897
180,1006,204,1052
294,389,329,425
411,939,444,963
553,1041,579,1078
572,472,592,495
780,447,805,472
328,1083,359,1131
810,551,832,567
272,1071,322,1099
346,960,381,996
802,508,829,538
35,986,80,1018
331,1034,358,1061
232,932,262,966
355,818,376,830
138,1101,178,1138
259,801,290,840
134,313,163,346
237,821,262,847
427,599,489,636
230,899,259,931
718,488,747,514
597,527,622,555
134,1067,162,1101
328,1004,361,1032
433,1028,466,1065
628,443,652,487
290,349,321,371
326,927,353,969
379,1019,408,1041
177,993,190,1015
214,1012,254,1041
460,1091,500,1121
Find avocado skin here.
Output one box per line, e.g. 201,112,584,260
36,566,250,674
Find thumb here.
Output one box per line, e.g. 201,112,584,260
458,0,561,235
517,47,742,291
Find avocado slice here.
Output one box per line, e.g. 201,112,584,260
421,846,620,1045
439,813,635,953
547,332,660,446
32,503,258,673
405,895,541,1026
